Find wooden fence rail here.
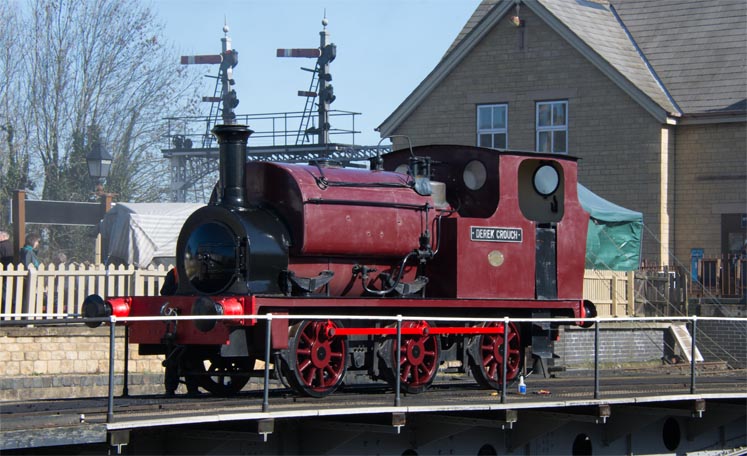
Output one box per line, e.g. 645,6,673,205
583,270,636,317
2,264,635,319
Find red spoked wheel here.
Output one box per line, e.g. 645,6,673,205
379,320,440,394
468,321,522,390
281,320,347,398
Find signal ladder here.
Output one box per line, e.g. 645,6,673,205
296,65,320,145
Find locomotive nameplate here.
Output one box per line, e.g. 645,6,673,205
470,226,523,243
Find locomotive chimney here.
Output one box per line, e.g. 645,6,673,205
212,124,253,208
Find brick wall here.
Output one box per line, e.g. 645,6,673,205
555,319,746,370
0,326,165,400
698,320,747,369
554,324,668,368
695,303,747,369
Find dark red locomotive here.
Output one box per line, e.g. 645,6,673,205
84,124,596,397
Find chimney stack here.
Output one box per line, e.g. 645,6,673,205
211,124,253,209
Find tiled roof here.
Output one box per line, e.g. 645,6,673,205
379,0,746,136
537,0,679,114
612,0,747,114
443,0,501,58
444,0,679,114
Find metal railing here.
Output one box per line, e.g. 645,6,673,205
692,256,747,299
2,313,744,424
162,110,362,150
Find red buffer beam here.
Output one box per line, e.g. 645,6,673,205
276,48,321,58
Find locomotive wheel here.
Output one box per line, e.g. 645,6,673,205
185,351,253,396
281,320,347,398
379,320,440,394
468,321,522,390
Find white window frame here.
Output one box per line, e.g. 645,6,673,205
476,104,508,149
536,100,568,154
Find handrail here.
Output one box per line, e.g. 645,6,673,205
2,313,744,423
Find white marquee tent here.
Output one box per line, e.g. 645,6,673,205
100,203,203,268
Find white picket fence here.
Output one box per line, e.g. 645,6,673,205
0,264,635,319
0,263,172,318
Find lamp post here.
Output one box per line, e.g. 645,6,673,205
86,138,112,195
86,138,113,264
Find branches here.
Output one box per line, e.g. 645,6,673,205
0,0,203,258
1,0,202,202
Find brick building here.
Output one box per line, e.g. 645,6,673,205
378,0,746,267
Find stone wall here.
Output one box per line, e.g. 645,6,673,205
674,122,747,262
0,325,165,400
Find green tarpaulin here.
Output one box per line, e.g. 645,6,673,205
578,184,643,271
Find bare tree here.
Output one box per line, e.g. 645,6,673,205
0,0,202,261
22,0,201,201
0,2,35,232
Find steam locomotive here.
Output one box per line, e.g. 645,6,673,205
84,124,596,397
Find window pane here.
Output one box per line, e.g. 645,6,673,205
479,133,492,148
478,106,492,130
538,104,551,126
493,133,506,149
552,103,566,126
553,130,567,153
492,106,506,129
538,131,551,152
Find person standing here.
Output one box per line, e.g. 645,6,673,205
0,231,12,267
19,233,41,268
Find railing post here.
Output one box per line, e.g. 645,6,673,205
690,315,697,394
284,113,288,148
263,313,272,413
122,325,129,397
395,315,402,407
352,113,356,145
594,318,601,400
627,270,635,316
501,317,509,404
107,316,116,423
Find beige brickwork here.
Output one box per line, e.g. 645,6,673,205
0,326,168,400
674,122,747,261
0,326,164,377
389,8,745,267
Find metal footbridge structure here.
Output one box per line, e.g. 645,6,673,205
162,111,387,202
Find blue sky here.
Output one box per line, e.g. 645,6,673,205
154,0,481,146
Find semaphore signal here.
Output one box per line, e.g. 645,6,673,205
277,16,336,145
181,23,239,125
